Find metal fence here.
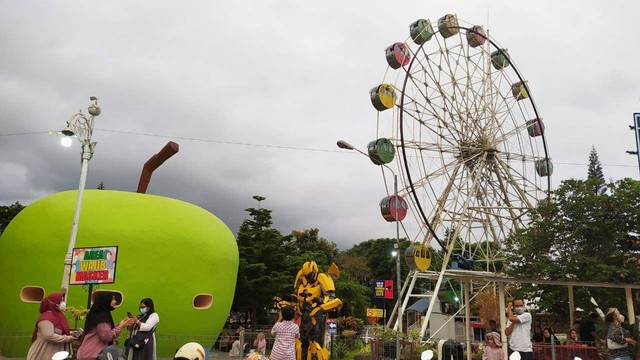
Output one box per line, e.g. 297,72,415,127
6,329,607,360
532,343,605,360
0,331,31,359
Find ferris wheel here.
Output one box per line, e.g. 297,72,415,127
369,14,552,273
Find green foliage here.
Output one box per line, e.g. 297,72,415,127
504,178,640,315
0,201,25,235
234,197,352,324
587,146,606,195
333,339,350,359
289,228,338,270
340,238,411,285
65,306,89,329
412,339,439,360
337,316,365,335
335,279,371,319
336,253,372,284
233,196,293,323
371,324,403,340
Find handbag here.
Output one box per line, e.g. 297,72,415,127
607,338,628,350
125,325,157,351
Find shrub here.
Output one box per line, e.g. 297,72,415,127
337,316,365,335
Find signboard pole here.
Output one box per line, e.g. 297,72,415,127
327,317,337,360
86,284,94,309
330,333,334,360
383,298,386,327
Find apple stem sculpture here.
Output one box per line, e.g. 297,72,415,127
60,97,101,300
137,141,180,194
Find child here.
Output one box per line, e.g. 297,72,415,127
254,332,267,355
229,327,245,357
270,306,299,360
483,331,504,360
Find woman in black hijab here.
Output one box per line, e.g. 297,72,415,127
77,292,132,360
126,298,160,360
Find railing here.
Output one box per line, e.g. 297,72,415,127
532,343,603,360
0,331,31,358
1,329,429,360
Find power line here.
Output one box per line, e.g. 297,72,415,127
0,128,637,168
96,128,342,153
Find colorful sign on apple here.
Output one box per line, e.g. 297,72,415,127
71,246,118,284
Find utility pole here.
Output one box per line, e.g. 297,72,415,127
627,113,640,177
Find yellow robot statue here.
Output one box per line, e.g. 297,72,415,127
275,261,342,360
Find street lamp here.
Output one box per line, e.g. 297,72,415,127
337,139,402,360
59,97,101,300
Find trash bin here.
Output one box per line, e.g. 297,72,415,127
438,339,464,360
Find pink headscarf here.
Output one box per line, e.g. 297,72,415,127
486,331,502,347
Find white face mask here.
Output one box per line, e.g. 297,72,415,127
58,302,66,311
514,307,525,315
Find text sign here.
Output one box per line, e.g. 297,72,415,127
375,279,394,299
70,246,118,285
374,280,385,298
366,308,385,318
327,318,337,334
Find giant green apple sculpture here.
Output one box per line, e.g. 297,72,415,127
0,190,238,357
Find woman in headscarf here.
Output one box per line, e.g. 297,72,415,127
606,307,637,360
77,292,132,360
126,298,160,360
26,292,75,360
483,331,504,360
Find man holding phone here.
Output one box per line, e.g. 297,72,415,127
505,297,533,360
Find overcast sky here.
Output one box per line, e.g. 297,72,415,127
1,1,639,250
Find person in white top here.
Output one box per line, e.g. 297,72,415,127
126,298,160,360
505,298,533,360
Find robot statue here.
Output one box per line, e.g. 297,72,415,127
274,261,342,360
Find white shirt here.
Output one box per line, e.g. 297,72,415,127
138,312,159,331
506,312,532,352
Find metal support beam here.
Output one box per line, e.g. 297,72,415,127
499,282,508,360
568,285,575,326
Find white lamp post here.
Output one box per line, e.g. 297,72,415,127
337,139,402,360
59,97,101,300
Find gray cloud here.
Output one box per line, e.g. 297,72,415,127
2,0,639,249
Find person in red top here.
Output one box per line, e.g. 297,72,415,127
270,306,299,360
26,292,76,360
77,292,132,360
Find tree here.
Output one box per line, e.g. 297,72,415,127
0,201,25,235
97,182,106,190
289,228,338,268
504,178,640,316
587,146,606,195
335,278,371,319
336,253,372,285
233,196,293,324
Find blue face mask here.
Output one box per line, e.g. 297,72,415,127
140,308,147,315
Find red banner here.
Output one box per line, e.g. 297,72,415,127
384,280,394,299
